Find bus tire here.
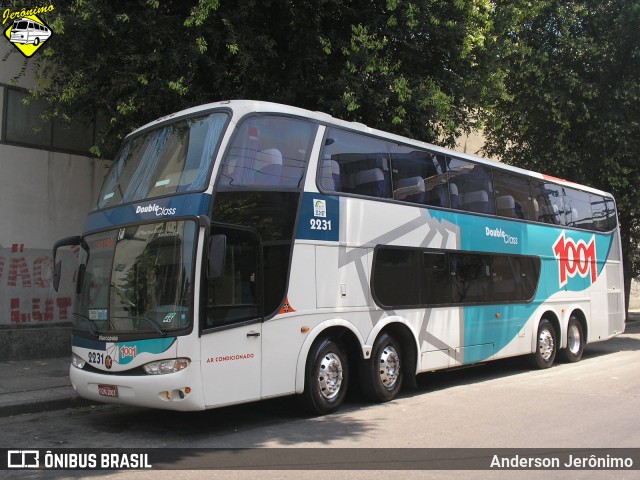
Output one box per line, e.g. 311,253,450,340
303,338,349,415
360,332,403,402
560,316,585,363
34,38,40,45
529,318,557,369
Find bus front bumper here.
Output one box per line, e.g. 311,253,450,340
69,362,205,411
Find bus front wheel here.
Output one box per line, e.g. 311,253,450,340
360,332,403,402
530,319,557,369
303,338,349,415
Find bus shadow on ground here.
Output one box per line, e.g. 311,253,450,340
403,325,640,397
85,391,373,447
81,326,640,449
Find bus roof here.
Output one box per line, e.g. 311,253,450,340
13,17,45,26
125,100,612,198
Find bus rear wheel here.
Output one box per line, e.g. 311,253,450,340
360,332,403,402
303,338,349,415
560,316,585,363
529,318,557,369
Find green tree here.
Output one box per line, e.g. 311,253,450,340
10,0,501,154
482,0,640,316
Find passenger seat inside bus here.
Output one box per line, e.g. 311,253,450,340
460,189,491,213
394,176,426,203
353,168,389,198
496,195,517,218
255,148,283,185
449,183,459,209
320,158,342,192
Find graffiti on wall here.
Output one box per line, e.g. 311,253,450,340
0,244,76,326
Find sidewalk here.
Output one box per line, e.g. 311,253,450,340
0,313,639,418
0,356,92,417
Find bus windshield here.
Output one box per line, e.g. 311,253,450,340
96,112,228,209
74,220,197,336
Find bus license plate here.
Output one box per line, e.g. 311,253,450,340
98,384,118,398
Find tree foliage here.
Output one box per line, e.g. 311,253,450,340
12,0,500,154
6,0,639,311
482,0,640,313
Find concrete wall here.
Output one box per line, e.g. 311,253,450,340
0,44,108,359
454,129,493,159
630,280,640,312
0,129,107,361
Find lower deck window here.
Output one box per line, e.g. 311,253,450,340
372,247,540,308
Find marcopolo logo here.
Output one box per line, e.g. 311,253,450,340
2,4,54,58
135,204,177,217
553,231,597,287
485,226,518,245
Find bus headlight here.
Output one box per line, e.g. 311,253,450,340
71,353,86,369
143,358,190,375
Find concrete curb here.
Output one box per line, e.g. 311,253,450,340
0,385,96,418
0,356,96,418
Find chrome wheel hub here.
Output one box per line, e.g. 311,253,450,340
317,353,343,400
567,324,581,354
379,345,400,389
538,329,555,361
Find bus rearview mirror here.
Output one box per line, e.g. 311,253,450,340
53,260,62,292
208,234,227,279
52,235,82,292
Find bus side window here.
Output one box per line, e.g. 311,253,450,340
563,187,593,229
593,196,617,231
492,255,540,302
532,181,564,225
422,252,451,304
391,146,436,204
450,253,491,303
493,170,534,220
320,129,392,198
220,116,316,189
448,158,495,215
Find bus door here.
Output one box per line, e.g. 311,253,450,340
200,225,263,407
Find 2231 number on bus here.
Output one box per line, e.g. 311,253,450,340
88,352,105,365
310,219,332,231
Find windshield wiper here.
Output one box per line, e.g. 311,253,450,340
72,312,100,337
112,315,167,336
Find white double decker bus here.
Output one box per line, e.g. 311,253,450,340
54,100,625,414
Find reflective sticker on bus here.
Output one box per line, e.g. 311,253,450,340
278,298,296,314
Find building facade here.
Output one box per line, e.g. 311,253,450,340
0,42,107,360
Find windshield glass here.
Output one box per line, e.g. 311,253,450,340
96,112,228,209
74,220,196,336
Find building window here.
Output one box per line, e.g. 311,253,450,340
4,88,51,147
2,85,98,156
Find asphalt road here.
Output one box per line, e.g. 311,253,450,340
3,324,639,479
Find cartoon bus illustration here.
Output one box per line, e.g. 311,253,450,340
10,18,52,46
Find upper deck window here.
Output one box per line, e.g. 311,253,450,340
96,112,228,209
217,115,317,189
